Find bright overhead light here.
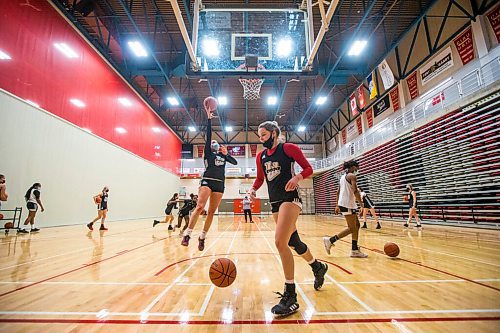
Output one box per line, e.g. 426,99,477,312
115,127,127,134
118,97,132,107
128,41,148,57
298,125,306,132
152,127,161,133
267,96,278,106
225,126,233,132
54,43,78,58
25,100,40,108
202,39,220,57
348,40,368,56
315,96,327,105
217,96,228,106
188,126,196,132
167,97,180,106
0,50,12,60
70,98,86,108
277,38,293,57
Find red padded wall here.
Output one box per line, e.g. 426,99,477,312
0,0,181,173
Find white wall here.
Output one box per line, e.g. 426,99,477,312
0,90,180,227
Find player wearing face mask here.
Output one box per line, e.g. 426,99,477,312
323,160,368,258
87,187,110,231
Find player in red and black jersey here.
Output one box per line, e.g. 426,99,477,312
250,121,328,317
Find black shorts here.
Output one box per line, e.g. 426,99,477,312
165,207,173,215
339,206,357,216
98,204,108,211
363,197,375,209
27,202,38,212
200,178,224,193
271,197,302,213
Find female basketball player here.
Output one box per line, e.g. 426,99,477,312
153,193,179,230
323,160,368,258
181,99,237,250
404,184,422,229
18,182,44,233
177,194,198,236
359,188,381,229
250,121,327,317
87,186,109,231
0,174,8,209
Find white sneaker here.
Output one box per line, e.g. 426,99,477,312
323,237,334,255
350,249,368,258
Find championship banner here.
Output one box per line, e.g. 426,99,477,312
346,122,357,141
196,145,204,158
250,144,258,157
487,4,500,43
373,94,390,117
420,46,454,86
341,129,347,144
454,26,475,65
390,87,400,112
365,107,374,128
356,85,366,109
356,117,363,135
227,145,245,156
349,92,359,117
378,59,395,89
368,71,378,99
406,71,419,100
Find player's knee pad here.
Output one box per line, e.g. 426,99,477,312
288,230,307,255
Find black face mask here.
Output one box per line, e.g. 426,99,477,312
263,134,274,149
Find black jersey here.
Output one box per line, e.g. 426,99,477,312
179,199,195,215
409,190,418,207
260,143,299,203
99,192,108,210
165,200,178,214
202,119,237,182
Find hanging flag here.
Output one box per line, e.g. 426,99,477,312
356,117,363,135
487,4,500,43
368,71,378,99
356,85,366,109
341,129,347,144
420,46,454,86
373,95,390,117
406,71,419,100
454,26,475,65
250,144,258,157
378,59,395,89
365,107,374,128
197,145,204,158
349,93,359,117
390,87,400,112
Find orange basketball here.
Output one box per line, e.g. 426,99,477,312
209,258,237,288
403,195,409,202
95,197,102,204
203,96,218,113
4,222,13,229
0,213,4,220
384,242,400,258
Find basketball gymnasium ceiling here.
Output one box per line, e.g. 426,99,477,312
52,0,480,144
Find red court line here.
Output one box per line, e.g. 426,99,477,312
0,235,171,298
338,240,500,293
0,316,498,325
154,253,353,276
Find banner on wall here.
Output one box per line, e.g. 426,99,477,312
356,117,363,135
420,46,454,86
250,144,258,157
349,93,359,117
453,26,475,65
297,145,315,154
196,145,204,158
406,71,419,100
365,107,374,128
327,138,337,152
378,59,395,89
487,4,500,43
346,122,358,141
425,92,445,109
390,87,400,112
374,94,391,117
341,128,347,144
356,85,366,109
227,145,245,156
368,71,378,99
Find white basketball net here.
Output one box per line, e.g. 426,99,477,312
239,78,264,100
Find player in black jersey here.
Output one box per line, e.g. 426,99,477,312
177,194,198,236
250,121,327,317
87,186,109,231
153,193,179,230
182,100,237,250
404,184,422,229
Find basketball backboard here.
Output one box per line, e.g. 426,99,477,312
189,8,311,74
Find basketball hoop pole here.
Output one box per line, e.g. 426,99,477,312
169,0,199,70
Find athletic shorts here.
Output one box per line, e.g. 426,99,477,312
271,197,302,213
27,202,38,212
200,178,224,193
363,197,375,209
165,207,174,215
339,206,357,216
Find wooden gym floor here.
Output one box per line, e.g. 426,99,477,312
0,215,499,332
